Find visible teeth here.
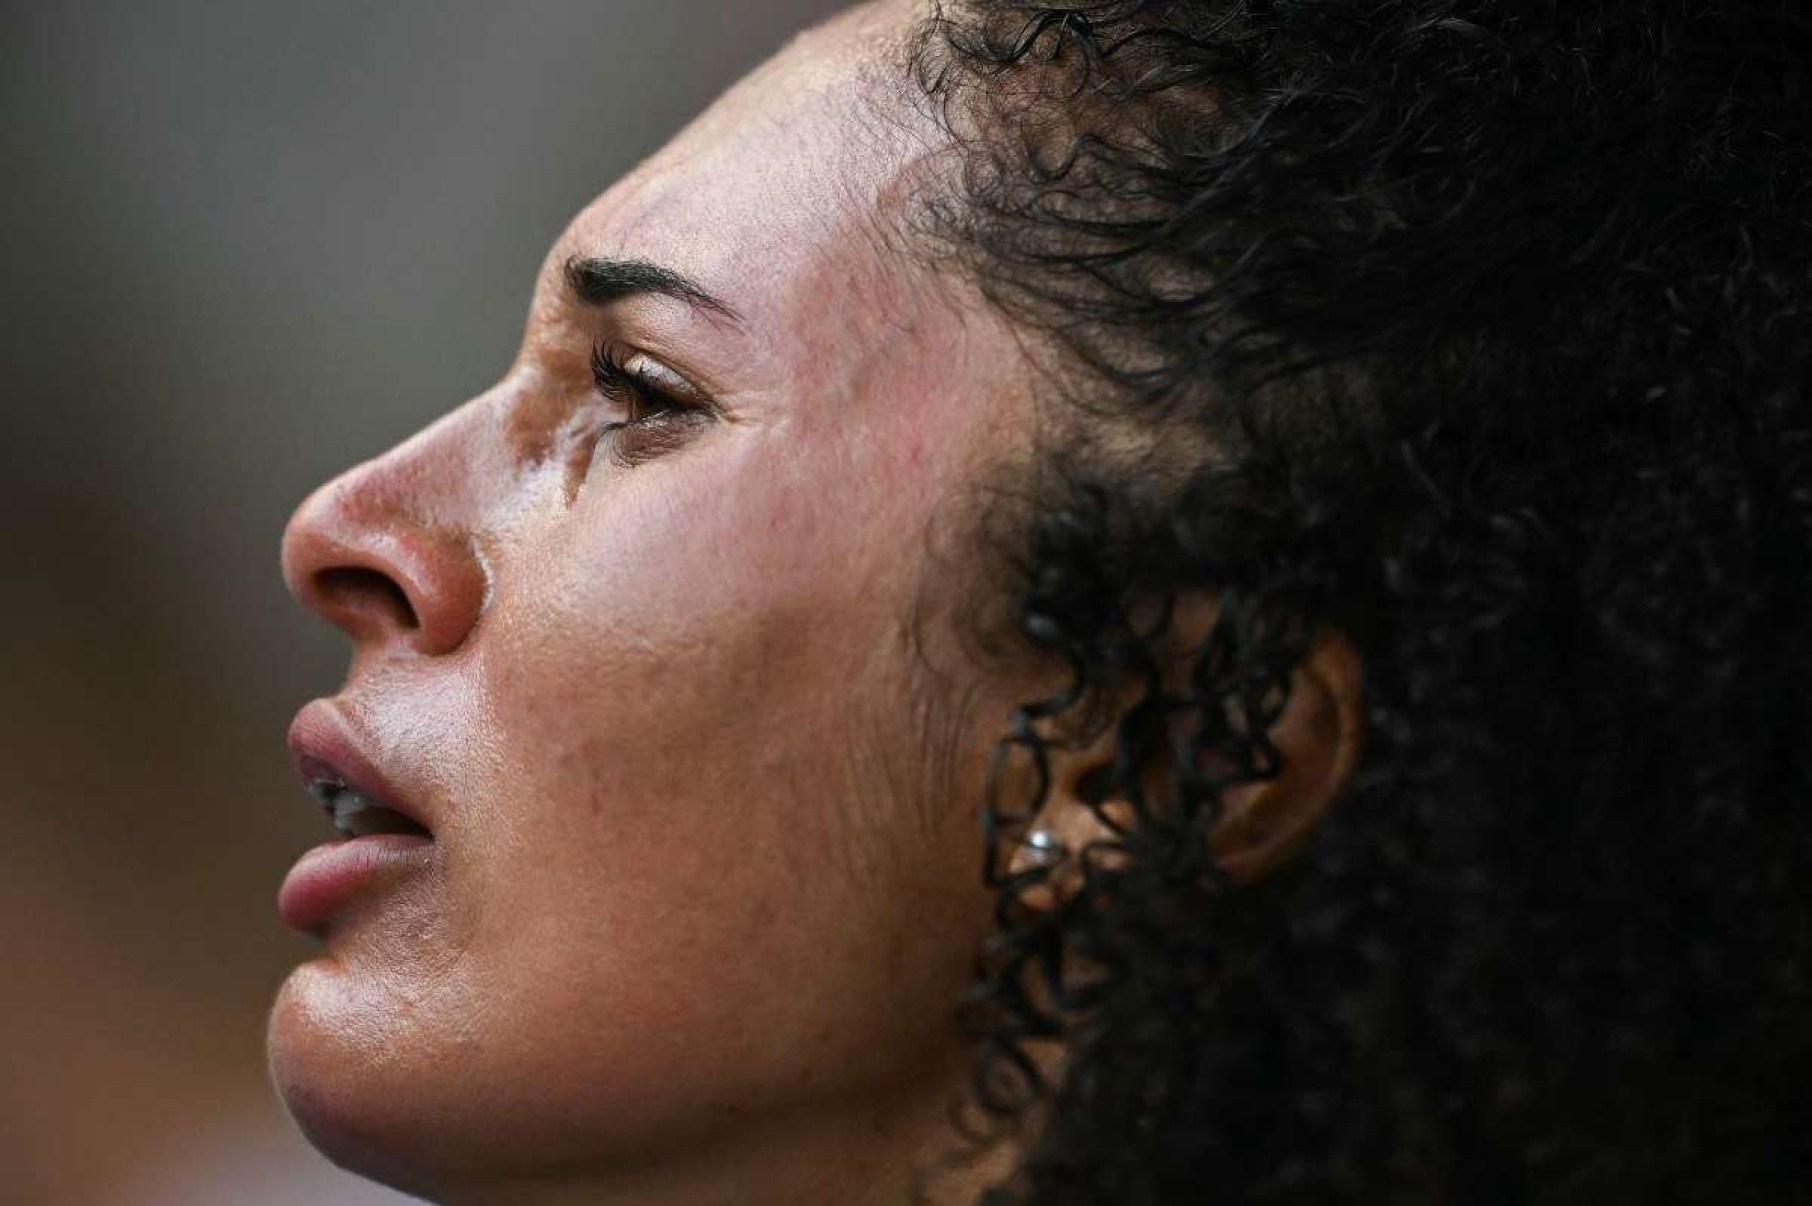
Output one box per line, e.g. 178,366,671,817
311,783,430,839
333,792,376,823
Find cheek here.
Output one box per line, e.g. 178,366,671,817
492,431,917,893
449,427,975,1079
497,422,923,768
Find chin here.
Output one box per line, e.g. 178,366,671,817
267,964,459,1202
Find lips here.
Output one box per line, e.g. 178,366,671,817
288,700,436,836
280,700,437,934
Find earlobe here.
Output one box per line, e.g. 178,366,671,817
1005,626,1363,891
1210,630,1364,883
1003,724,1127,889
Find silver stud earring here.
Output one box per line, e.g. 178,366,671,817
1022,828,1065,867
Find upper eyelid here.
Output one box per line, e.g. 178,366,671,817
592,342,704,398
589,344,733,430
623,353,705,402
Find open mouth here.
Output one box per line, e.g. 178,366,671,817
308,780,433,840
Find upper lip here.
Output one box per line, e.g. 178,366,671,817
287,699,436,836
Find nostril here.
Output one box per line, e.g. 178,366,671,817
315,566,420,632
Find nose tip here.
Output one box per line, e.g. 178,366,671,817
282,479,487,657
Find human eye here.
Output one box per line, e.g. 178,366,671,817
588,342,715,470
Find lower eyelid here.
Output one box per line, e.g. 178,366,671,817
593,407,711,470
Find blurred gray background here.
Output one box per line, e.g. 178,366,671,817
0,2,842,1200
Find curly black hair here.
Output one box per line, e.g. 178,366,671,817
908,2,1812,1202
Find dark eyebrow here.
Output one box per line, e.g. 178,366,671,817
563,256,741,324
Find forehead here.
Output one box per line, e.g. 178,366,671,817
544,3,931,349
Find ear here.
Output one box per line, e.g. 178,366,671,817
1208,629,1364,882
1013,627,1364,886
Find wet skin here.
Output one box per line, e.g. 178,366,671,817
272,4,1037,1204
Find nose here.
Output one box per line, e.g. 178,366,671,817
282,417,489,658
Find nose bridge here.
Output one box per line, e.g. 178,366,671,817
334,400,495,531
283,397,501,658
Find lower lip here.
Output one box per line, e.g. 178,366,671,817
278,835,434,933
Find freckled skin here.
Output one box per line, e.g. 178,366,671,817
271,4,1036,1204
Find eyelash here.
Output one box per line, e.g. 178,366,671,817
588,342,709,469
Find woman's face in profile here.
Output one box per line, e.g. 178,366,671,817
270,1,1032,1195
